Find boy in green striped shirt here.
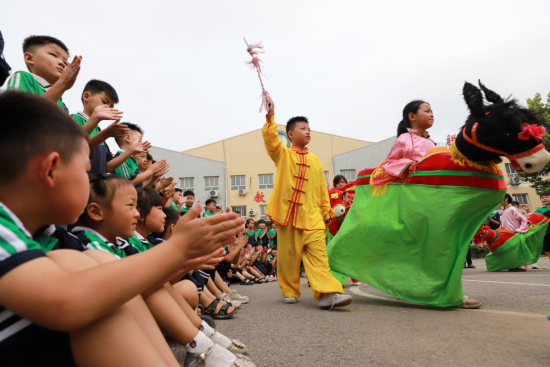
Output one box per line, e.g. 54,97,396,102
6,35,81,113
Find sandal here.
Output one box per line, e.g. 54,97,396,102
208,328,249,355
467,265,476,268
216,293,241,308
240,279,254,285
456,296,483,309
203,299,237,320
184,341,256,367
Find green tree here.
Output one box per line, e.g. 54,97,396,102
516,92,550,194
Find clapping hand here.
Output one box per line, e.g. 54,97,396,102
58,55,82,91
91,104,123,123
129,139,151,155
159,177,173,190
103,120,129,138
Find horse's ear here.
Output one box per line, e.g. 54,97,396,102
478,80,504,104
463,81,485,117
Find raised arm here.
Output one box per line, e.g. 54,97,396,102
262,97,284,164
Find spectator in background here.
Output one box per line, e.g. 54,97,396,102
487,209,501,231
523,192,550,269
0,31,12,86
501,193,529,271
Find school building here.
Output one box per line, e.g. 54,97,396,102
179,125,372,221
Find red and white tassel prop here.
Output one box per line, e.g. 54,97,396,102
244,38,271,113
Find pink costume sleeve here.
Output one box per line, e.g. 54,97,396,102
513,208,529,233
381,138,414,178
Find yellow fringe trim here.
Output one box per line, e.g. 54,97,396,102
369,166,390,197
450,141,500,174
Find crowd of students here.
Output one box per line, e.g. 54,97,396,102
0,35,264,366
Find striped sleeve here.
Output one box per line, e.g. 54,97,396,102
6,71,40,94
0,207,45,277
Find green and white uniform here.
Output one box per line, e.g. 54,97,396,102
128,231,153,253
6,70,68,112
112,150,140,180
71,226,124,259
203,211,215,217
268,229,277,247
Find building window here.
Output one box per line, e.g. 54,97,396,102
260,205,268,220
259,174,274,189
512,194,529,206
204,176,219,191
180,177,194,192
232,206,247,220
505,163,517,178
340,169,356,182
324,171,329,184
277,130,290,147
231,176,246,191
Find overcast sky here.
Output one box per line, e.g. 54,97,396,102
2,0,550,153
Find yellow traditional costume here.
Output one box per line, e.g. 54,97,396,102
262,114,344,301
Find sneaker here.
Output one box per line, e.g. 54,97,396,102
228,289,249,303
543,265,550,269
532,264,540,269
318,293,353,310
352,281,362,286
300,272,306,278
283,297,298,304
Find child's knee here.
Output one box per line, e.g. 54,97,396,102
47,250,100,274
84,249,119,264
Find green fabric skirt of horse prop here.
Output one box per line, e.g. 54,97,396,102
326,147,507,307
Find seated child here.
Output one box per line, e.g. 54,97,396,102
268,222,278,248
0,92,248,366
112,122,169,187
7,35,81,112
181,190,198,217
71,176,252,364
256,219,270,248
203,199,216,217
72,79,128,175
244,218,256,245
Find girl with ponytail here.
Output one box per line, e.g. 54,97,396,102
371,100,436,194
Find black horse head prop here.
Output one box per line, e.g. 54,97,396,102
455,80,550,173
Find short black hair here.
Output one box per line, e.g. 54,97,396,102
253,241,262,247
271,246,277,251
114,122,144,148
540,192,550,198
174,188,182,193
246,218,255,226
258,219,266,224
136,187,163,223
22,35,69,55
286,116,309,138
233,211,241,215
77,174,134,226
146,153,153,161
511,201,520,206
333,175,348,188
215,206,221,210
205,199,217,206
183,190,194,197
81,79,119,105
504,193,513,204
151,207,180,239
0,92,88,185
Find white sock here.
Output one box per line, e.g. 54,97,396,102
199,321,232,349
186,331,237,367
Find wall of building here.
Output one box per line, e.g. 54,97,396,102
183,126,372,219
149,146,227,210
332,136,396,180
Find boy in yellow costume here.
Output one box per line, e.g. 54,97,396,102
262,97,353,309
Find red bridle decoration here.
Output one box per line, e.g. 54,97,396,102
462,123,545,172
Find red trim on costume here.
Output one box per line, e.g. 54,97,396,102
294,175,308,180
287,200,304,205
291,186,306,193
291,146,309,154
406,175,507,190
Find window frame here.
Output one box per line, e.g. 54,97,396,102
231,175,246,191
259,174,274,189
231,206,247,220
204,176,220,192
340,169,356,182
179,177,194,192
260,204,268,221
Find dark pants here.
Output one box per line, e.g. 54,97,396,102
465,247,472,266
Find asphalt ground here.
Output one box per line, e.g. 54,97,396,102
170,257,550,367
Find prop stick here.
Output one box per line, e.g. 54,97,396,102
244,37,271,113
